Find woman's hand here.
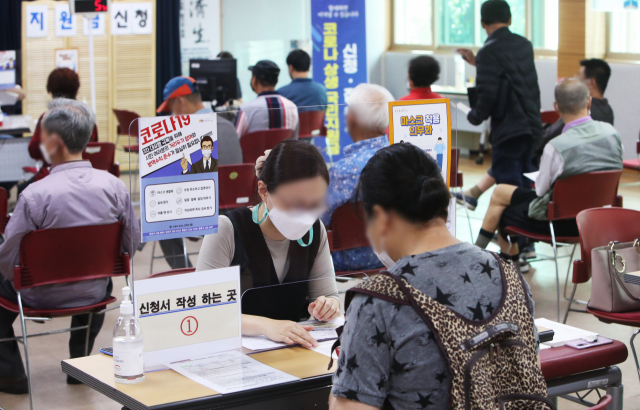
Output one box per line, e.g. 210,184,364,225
262,319,319,348
309,296,340,321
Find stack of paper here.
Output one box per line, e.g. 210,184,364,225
535,318,598,348
242,329,338,351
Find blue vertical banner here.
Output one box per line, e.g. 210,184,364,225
311,0,367,164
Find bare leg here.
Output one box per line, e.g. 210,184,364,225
480,184,519,233
463,173,496,199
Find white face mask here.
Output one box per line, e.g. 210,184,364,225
266,195,324,242
39,143,54,164
201,148,212,158
367,223,396,269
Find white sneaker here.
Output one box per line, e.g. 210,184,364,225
518,256,531,274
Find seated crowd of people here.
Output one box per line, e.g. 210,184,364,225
0,1,629,408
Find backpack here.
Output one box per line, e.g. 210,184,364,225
332,253,555,410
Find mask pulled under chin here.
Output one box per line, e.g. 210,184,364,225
39,144,53,164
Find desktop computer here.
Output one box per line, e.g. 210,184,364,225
189,59,238,107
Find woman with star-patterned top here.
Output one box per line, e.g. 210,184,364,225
329,143,537,410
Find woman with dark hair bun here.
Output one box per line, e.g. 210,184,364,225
197,140,339,348
329,143,539,410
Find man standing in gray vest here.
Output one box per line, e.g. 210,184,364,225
473,78,623,265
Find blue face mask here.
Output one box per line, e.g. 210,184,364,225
251,202,315,247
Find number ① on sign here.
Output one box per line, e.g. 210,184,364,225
180,316,198,336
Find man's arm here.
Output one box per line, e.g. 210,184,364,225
0,195,36,281
535,143,564,197
329,396,379,410
118,183,141,257
468,49,503,125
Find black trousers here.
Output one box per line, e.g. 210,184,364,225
159,239,193,269
0,277,112,378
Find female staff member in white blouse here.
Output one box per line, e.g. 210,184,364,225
197,140,340,349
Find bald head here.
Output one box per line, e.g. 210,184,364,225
554,78,590,116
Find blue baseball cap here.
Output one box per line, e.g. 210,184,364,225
157,76,197,113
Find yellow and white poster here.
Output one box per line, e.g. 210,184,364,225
134,266,241,370
388,99,452,187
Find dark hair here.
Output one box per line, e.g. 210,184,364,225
259,140,329,192
47,68,80,99
217,51,234,59
255,75,278,87
481,0,511,25
408,56,440,88
201,135,213,147
286,50,311,72
580,59,611,94
357,143,449,223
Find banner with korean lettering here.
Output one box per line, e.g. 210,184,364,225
138,113,219,242
311,0,367,164
134,266,241,370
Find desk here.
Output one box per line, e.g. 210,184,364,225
63,339,629,410
62,347,336,410
0,114,34,135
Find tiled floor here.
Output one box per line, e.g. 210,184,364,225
1,157,640,410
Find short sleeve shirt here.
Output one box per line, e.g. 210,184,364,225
331,242,536,409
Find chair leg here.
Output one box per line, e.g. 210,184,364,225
459,190,474,240
549,222,560,322
149,241,156,275
563,244,578,300
631,329,640,385
562,283,577,324
17,292,33,410
84,312,93,356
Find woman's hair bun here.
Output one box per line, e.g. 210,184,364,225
357,143,450,223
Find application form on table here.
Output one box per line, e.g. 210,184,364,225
242,317,343,351
165,350,299,394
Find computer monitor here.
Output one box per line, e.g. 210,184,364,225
189,59,238,106
0,50,18,90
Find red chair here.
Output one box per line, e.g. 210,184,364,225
588,395,613,410
622,135,640,172
448,148,473,238
83,142,120,178
0,222,129,407
571,208,640,383
240,129,294,164
327,203,382,277
219,164,258,210
147,267,196,279
505,170,623,322
0,187,9,235
541,110,560,125
298,110,327,139
112,109,141,154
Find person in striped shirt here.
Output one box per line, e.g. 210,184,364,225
235,60,299,139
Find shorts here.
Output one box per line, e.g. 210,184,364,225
491,136,534,188
498,187,579,239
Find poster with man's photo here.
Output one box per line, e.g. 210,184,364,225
138,113,219,242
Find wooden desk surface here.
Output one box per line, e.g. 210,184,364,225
62,347,337,408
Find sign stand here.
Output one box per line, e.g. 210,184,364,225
86,15,96,113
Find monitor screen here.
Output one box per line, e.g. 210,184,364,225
0,51,17,90
189,59,238,106
72,0,108,13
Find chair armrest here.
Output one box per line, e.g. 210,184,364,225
572,259,590,284
636,140,640,155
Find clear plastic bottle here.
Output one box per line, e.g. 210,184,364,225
113,286,145,384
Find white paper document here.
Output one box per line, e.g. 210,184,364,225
298,316,345,329
524,171,540,182
311,340,339,359
166,350,299,394
456,102,472,115
535,318,598,348
242,329,338,351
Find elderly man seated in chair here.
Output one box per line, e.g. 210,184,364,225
0,99,139,394
473,78,622,272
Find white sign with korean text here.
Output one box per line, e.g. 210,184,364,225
26,5,48,38
111,2,153,35
55,4,77,37
388,99,452,186
82,14,106,36
134,266,241,370
179,0,221,76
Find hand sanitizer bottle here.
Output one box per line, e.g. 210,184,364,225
113,286,145,384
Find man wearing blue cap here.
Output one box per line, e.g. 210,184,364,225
156,76,242,269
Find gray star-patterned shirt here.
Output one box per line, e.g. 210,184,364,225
331,242,536,409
